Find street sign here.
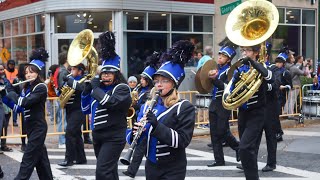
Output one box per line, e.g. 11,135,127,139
220,0,242,15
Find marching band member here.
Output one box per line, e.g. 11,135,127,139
230,44,274,180
262,51,283,172
2,47,53,180
276,51,293,141
127,40,195,180
58,63,87,167
207,42,240,167
123,51,160,178
81,31,132,180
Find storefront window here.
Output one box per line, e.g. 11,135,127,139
148,13,169,31
125,12,146,30
3,21,11,37
273,25,300,58
172,14,191,31
55,12,112,33
27,16,35,33
35,14,45,32
194,16,212,32
20,17,27,34
126,32,167,76
278,8,285,24
172,33,213,67
12,36,27,63
286,9,300,24
302,10,315,24
302,26,315,60
12,19,18,36
28,34,45,52
0,22,3,38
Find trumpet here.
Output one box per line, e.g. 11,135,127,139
12,78,36,87
120,90,161,165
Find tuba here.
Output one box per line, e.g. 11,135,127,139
59,29,98,108
222,0,279,110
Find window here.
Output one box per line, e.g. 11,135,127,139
35,14,45,32
27,16,35,33
286,9,300,24
273,8,316,61
172,14,191,31
0,22,3,38
126,32,167,76
12,19,18,36
194,16,212,32
302,10,315,24
55,12,112,33
148,13,169,31
125,12,146,30
278,8,285,24
3,21,11,37
12,36,27,63
19,17,26,34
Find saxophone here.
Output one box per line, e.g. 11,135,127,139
127,84,141,128
59,29,98,108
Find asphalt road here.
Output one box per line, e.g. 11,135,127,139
1,123,320,180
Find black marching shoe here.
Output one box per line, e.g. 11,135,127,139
236,150,240,162
84,138,93,144
122,171,135,178
207,161,225,167
276,133,283,142
21,144,26,152
74,160,87,165
262,165,276,172
236,164,243,170
0,166,3,178
58,161,74,167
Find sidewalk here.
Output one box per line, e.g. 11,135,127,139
4,118,320,148
193,118,320,136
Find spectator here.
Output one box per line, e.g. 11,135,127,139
55,52,69,149
284,53,307,117
0,64,12,152
45,64,59,124
197,46,213,70
4,59,18,84
12,63,28,151
305,58,313,78
127,76,138,91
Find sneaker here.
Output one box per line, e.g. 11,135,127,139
0,150,3,154
13,122,18,127
84,139,93,144
58,144,66,149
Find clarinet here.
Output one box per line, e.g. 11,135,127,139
120,90,161,165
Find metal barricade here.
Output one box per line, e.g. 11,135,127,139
301,84,320,119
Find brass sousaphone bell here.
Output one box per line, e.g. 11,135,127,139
222,0,279,110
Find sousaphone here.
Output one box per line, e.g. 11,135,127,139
222,0,279,110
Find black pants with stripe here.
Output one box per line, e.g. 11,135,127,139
93,131,126,180
145,159,186,180
14,128,53,180
209,101,239,164
238,108,265,180
65,109,86,163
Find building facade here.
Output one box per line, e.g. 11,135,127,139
0,0,318,91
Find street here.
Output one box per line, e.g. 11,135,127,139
1,123,320,180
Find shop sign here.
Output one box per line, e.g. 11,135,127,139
220,0,242,15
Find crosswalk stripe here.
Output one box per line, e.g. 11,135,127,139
48,155,213,161
73,176,320,180
52,164,239,171
283,130,320,137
